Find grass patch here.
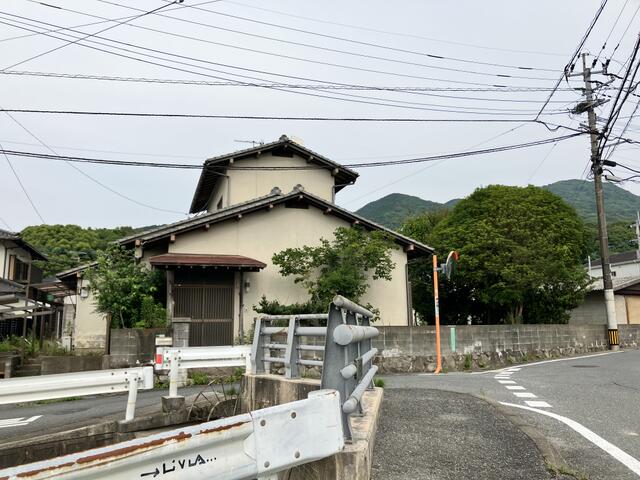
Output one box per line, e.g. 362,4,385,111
190,372,210,385
545,461,589,480
463,354,473,370
154,379,169,389
373,378,385,388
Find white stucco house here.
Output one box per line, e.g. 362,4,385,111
62,136,433,349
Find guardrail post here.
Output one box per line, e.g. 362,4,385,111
284,317,299,379
169,351,180,398
125,371,139,421
251,318,265,374
321,302,352,440
360,315,374,390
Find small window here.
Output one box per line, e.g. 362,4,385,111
217,197,224,210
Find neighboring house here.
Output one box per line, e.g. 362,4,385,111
587,250,640,278
0,229,59,340
66,135,433,349
570,276,640,325
56,262,106,353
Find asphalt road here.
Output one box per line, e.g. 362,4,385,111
0,385,206,442
381,349,640,480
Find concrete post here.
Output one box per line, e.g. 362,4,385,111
125,372,139,421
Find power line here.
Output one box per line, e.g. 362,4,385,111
0,216,12,230
0,70,579,105
0,10,559,92
535,0,610,120
0,132,585,170
2,1,181,71
98,0,560,75
223,0,568,58
343,123,529,206
0,140,45,223
0,108,579,124
1,110,187,216
18,1,559,83
0,15,569,115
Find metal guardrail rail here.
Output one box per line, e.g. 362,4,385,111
155,346,252,398
252,295,379,440
251,313,327,378
0,367,154,420
0,389,344,480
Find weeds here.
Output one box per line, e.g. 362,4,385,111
373,378,385,388
190,372,210,385
35,397,81,405
463,354,473,370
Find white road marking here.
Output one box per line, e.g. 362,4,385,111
494,375,511,379
498,380,516,384
525,401,552,408
505,386,525,390
513,392,537,398
500,402,640,476
471,351,624,375
505,368,521,372
0,415,42,429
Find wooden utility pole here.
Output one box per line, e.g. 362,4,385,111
581,53,619,349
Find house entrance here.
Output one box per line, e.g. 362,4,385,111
173,272,234,346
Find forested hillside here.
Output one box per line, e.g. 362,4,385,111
20,224,160,276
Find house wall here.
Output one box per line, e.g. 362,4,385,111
205,152,336,212
588,260,640,278
72,277,108,352
569,291,629,325
160,204,410,336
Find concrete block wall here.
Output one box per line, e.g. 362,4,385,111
107,328,170,367
373,324,640,373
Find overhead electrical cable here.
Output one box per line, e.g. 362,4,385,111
16,2,559,83
222,0,568,58
144,0,559,74
0,132,585,170
0,70,578,105
0,140,45,223
2,0,181,71
592,0,630,66
535,0,610,120
0,15,571,114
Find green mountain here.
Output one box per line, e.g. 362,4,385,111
355,179,640,229
542,179,640,223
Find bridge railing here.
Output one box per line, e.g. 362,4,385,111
154,345,252,398
0,389,344,480
251,295,379,441
251,313,328,378
0,367,154,420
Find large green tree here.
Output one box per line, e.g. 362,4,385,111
84,246,167,329
264,226,396,314
404,185,591,325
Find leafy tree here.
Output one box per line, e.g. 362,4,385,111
267,226,396,314
84,245,167,329
405,185,591,325
20,224,161,277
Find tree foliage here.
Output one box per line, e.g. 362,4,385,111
20,224,159,277
267,226,396,313
403,185,591,325
84,246,167,329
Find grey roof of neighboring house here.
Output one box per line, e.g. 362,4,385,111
588,276,640,292
0,278,25,295
0,228,47,261
189,135,359,214
56,262,97,280
119,187,433,257
590,250,640,267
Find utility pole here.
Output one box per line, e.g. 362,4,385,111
581,53,619,350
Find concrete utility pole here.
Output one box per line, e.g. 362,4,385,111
581,53,619,349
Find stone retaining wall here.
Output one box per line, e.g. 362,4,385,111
374,324,640,373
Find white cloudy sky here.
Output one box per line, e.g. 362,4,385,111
1,0,640,230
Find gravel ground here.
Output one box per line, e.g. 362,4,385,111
372,389,571,480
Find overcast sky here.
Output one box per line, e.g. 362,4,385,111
1,0,640,231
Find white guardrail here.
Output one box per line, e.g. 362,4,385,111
155,346,252,398
0,367,153,421
0,389,344,480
